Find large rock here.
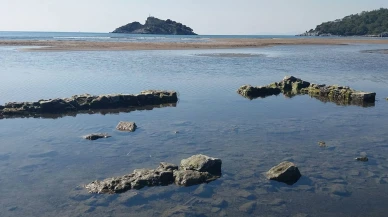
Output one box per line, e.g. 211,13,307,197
180,154,222,174
0,90,178,116
265,161,301,185
116,121,137,132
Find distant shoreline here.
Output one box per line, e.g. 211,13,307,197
1,38,388,51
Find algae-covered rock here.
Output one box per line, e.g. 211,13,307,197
265,161,301,185
237,85,281,99
238,76,376,106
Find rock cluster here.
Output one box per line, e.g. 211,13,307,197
237,76,376,106
0,90,178,118
85,154,222,194
265,161,302,185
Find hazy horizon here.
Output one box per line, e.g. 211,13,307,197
1,0,388,35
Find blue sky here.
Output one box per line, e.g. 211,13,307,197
1,0,387,34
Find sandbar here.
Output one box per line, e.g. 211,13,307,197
0,38,388,51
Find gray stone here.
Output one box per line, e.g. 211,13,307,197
266,161,301,185
180,154,222,174
84,133,111,140
116,121,137,132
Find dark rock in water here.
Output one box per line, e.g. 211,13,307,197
0,90,178,118
116,121,137,132
355,156,368,162
237,76,376,107
84,133,111,141
174,170,219,187
265,161,301,185
180,154,222,174
85,155,222,194
112,16,197,35
237,85,281,99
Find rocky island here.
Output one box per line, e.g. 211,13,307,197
298,8,388,37
112,16,197,35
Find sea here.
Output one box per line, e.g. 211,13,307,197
1,31,388,217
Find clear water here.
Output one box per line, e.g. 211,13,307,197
1,36,388,216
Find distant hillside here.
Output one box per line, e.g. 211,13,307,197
299,8,388,37
112,17,197,35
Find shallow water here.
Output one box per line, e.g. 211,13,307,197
1,43,388,216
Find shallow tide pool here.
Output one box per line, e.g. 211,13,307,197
1,44,388,216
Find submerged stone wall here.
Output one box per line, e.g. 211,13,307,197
0,90,178,119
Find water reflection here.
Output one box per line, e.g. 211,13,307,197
0,103,177,119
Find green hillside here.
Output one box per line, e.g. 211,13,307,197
302,8,388,36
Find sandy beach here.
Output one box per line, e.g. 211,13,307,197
1,38,388,51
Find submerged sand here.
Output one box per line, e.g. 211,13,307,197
1,38,388,51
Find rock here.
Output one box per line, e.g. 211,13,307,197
85,163,177,194
112,17,197,35
265,161,302,185
180,154,222,174
174,170,219,187
239,201,256,213
238,76,376,107
355,156,368,162
84,133,111,140
85,156,222,194
318,141,327,147
237,85,281,99
116,121,137,132
0,90,178,117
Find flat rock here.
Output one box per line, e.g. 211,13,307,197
180,154,222,174
266,161,302,185
0,90,178,117
116,121,137,132
84,133,111,140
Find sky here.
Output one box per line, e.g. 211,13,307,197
0,0,388,35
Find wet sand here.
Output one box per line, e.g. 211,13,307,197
0,38,388,51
